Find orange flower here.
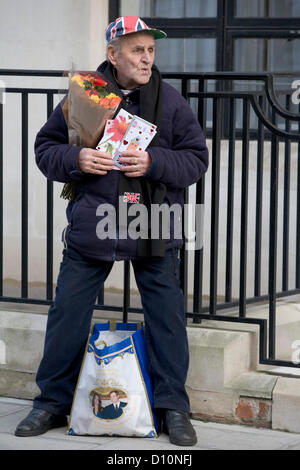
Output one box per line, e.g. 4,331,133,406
109,96,121,109
99,97,110,108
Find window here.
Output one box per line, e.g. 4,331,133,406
115,0,219,72
111,0,300,73
235,0,300,17
234,37,300,121
155,38,216,73
120,0,218,18
234,38,300,73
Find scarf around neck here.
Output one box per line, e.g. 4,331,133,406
103,61,167,257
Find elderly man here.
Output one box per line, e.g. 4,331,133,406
15,16,208,446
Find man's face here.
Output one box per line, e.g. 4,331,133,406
110,392,119,404
108,32,156,90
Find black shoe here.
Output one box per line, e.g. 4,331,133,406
14,408,67,437
163,410,197,446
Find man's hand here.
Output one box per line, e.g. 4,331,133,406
118,150,152,177
77,148,114,175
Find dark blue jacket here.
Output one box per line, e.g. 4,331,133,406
101,402,127,419
35,67,209,261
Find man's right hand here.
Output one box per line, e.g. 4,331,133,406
77,148,114,175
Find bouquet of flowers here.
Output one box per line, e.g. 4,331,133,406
62,72,121,148
61,72,122,200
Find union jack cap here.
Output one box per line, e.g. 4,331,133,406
105,16,167,44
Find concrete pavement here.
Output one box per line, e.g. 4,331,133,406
1,396,300,451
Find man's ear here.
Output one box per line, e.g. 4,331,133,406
107,45,118,66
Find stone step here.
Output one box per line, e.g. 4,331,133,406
272,377,300,433
186,326,255,392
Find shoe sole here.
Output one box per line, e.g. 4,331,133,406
14,421,67,437
169,435,198,446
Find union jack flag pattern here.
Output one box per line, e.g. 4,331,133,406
105,15,166,43
106,17,150,43
123,192,141,204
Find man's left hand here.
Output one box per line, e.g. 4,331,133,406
118,150,151,177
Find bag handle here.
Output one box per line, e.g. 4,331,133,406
109,320,117,331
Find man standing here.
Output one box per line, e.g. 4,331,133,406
15,16,208,446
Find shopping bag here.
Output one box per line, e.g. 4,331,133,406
67,321,160,437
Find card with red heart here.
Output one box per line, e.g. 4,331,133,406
113,116,157,168
96,109,157,170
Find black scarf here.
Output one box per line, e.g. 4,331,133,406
102,62,167,257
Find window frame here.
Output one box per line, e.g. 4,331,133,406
109,0,300,72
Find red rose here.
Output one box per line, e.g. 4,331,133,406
93,77,107,88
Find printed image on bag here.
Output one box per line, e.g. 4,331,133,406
67,322,160,438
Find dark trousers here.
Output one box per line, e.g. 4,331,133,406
33,247,190,416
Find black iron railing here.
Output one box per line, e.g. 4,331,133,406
0,69,300,368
